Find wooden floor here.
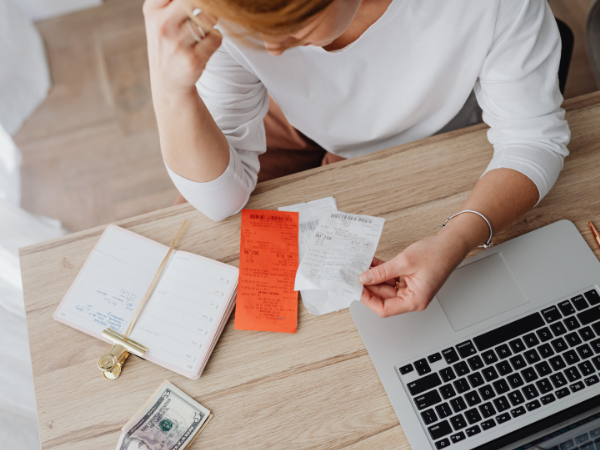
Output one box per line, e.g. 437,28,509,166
14,0,599,232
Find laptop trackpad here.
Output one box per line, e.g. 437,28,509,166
436,253,528,331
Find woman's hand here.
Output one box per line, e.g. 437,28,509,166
143,0,222,97
358,231,473,318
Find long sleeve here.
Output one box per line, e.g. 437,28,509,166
475,0,571,204
166,45,269,221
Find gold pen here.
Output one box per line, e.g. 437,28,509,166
589,221,600,250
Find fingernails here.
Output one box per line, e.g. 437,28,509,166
359,271,373,284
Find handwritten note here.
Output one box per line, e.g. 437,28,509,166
234,210,299,333
294,211,385,305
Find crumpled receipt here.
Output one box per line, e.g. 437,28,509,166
279,197,339,315
294,210,385,314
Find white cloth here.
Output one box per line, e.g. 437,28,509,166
0,123,21,205
0,0,50,135
168,0,571,221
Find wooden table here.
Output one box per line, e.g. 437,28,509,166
21,91,600,450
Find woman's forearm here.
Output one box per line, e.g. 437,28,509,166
153,87,230,183
439,168,540,256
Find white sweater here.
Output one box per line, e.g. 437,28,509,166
167,0,571,221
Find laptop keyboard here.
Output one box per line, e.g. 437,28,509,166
397,289,600,449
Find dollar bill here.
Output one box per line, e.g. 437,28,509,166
116,380,211,450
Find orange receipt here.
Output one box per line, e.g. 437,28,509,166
235,209,299,333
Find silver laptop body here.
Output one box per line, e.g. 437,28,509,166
350,220,600,449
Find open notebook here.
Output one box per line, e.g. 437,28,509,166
53,224,239,379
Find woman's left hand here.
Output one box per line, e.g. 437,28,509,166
359,232,471,317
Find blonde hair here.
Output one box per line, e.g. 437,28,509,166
193,0,335,36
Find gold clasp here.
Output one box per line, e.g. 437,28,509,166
98,328,148,380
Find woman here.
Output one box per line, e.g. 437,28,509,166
143,0,570,318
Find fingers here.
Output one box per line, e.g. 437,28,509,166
360,287,424,318
360,257,407,286
192,29,222,61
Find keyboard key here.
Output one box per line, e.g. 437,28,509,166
450,432,466,444
473,313,545,351
453,378,470,394
579,360,595,376
585,375,599,386
522,367,538,383
428,420,453,440
467,372,484,388
496,344,512,359
508,391,525,406
550,355,567,371
593,356,600,370
421,408,438,425
579,326,595,341
564,350,581,365
442,348,460,364
408,373,442,396
414,390,443,410
551,338,568,353
479,402,496,418
440,384,457,400
482,350,498,365
456,341,477,359
496,360,513,376
537,327,553,342
575,433,590,444
511,406,526,418
594,322,600,336
523,333,540,348
535,361,552,377
510,355,527,370
564,316,581,331
481,418,496,430
414,359,431,376
591,427,600,439
591,339,600,354
580,443,594,450
400,364,414,375
439,367,456,383
558,300,576,316
466,425,481,437
524,349,541,364
509,338,526,353
482,367,499,382
465,391,482,407
493,396,510,412
467,355,484,371
577,343,593,359
478,385,495,400
578,305,600,326
542,306,562,323
565,332,583,347
540,393,556,405
428,353,443,363
450,397,467,413
496,412,511,424
556,387,570,398
436,402,453,419
522,384,539,400
435,438,451,449
492,379,510,395
572,295,589,311
565,367,582,382
550,372,568,388
570,381,585,392
526,400,541,411
464,408,482,424
450,414,467,430
538,343,554,358
536,378,553,394
507,373,524,389
454,361,470,377
584,289,600,305
550,322,567,336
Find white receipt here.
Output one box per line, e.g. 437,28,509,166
279,197,339,315
294,211,385,310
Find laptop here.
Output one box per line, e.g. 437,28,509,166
350,220,600,449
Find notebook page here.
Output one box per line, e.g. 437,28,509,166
129,251,238,374
54,225,169,337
